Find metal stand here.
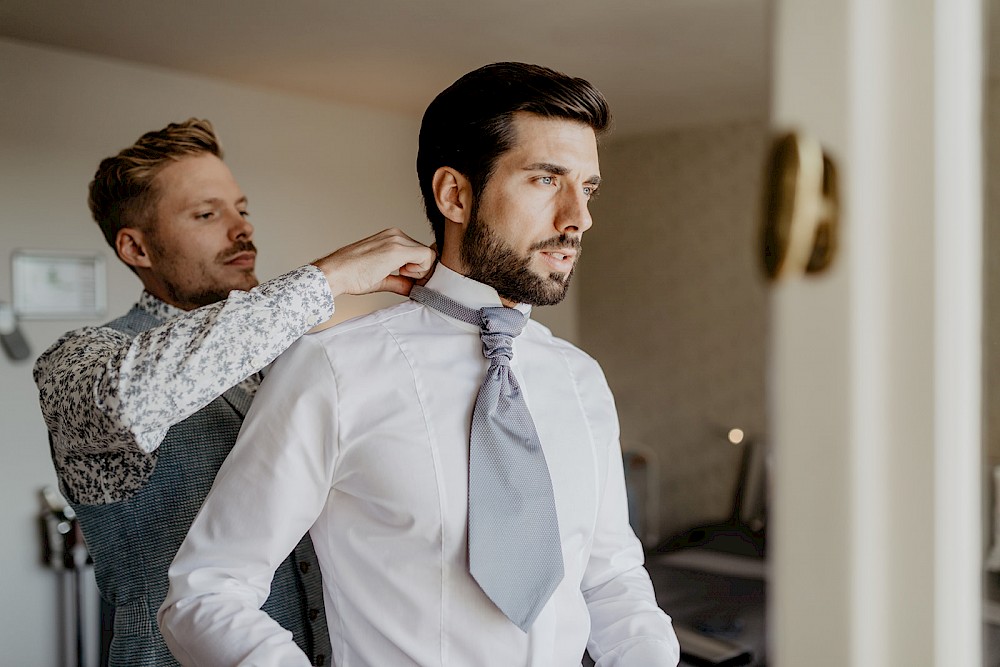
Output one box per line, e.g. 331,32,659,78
39,487,100,667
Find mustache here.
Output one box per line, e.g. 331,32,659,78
217,240,257,262
528,234,582,252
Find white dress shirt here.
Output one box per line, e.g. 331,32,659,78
159,265,679,667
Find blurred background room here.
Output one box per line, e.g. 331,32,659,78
0,1,986,665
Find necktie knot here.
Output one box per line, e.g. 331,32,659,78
479,307,525,365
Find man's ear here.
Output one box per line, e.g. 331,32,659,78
116,228,153,270
432,167,473,225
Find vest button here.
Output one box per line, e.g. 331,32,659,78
299,561,311,574
309,608,320,621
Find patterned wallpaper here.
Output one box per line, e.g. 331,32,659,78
579,121,770,544
984,76,1000,605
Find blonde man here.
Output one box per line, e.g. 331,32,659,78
34,119,434,666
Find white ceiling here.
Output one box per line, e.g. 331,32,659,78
0,0,771,137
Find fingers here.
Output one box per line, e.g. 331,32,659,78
399,261,433,279
380,274,417,296
398,243,437,276
404,242,439,287
312,228,437,298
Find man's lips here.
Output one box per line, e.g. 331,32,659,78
541,249,576,261
539,248,577,271
225,252,256,267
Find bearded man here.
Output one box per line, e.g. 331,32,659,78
160,63,679,667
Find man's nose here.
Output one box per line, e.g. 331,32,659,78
555,189,593,234
228,210,254,241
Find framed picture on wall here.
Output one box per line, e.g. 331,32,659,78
12,250,107,319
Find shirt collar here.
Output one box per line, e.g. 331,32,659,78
423,264,532,319
136,291,187,322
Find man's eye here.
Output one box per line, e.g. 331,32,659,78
197,212,214,220
540,176,554,185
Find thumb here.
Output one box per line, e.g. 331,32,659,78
379,274,417,297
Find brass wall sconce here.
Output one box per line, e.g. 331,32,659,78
761,132,840,281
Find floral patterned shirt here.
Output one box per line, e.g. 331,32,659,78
34,265,335,503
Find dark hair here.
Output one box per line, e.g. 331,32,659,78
89,118,223,250
416,62,611,248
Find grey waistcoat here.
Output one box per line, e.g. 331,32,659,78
65,306,330,667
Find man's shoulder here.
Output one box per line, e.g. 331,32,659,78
268,300,422,383
523,320,605,374
40,304,143,348
524,319,594,356
522,322,616,413
33,318,133,381
102,306,158,336
309,299,422,342
287,299,422,364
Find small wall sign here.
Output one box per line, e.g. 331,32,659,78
12,250,107,319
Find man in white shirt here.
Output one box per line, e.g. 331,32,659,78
160,63,680,666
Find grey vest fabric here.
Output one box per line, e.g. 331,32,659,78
63,306,330,667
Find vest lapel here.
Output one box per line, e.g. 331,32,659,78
112,307,163,337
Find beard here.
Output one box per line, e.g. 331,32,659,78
160,271,251,310
149,237,258,310
460,209,580,306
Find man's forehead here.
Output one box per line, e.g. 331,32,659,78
504,114,600,168
153,154,245,205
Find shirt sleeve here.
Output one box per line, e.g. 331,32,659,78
159,334,338,666
33,265,334,456
582,395,680,666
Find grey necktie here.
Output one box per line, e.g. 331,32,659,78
410,285,564,631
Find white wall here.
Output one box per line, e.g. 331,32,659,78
0,37,577,664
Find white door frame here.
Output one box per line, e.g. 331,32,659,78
769,1,983,664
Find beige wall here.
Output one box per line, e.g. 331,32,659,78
580,121,769,542
0,38,580,664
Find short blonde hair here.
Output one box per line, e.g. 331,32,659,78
88,118,222,249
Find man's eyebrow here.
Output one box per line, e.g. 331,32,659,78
524,162,569,175
186,195,249,209
524,163,602,185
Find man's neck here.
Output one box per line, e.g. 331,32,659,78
437,257,518,309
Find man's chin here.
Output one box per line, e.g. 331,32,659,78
498,276,572,307
201,274,258,305
228,270,259,291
